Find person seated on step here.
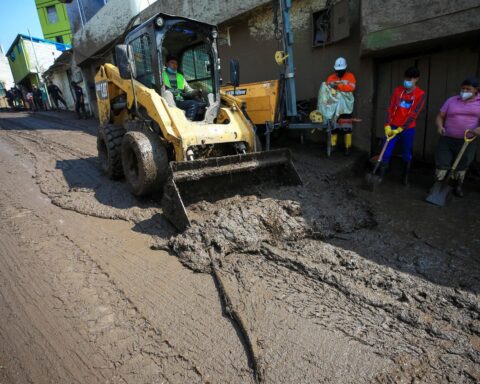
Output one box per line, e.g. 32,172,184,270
325,57,357,155
162,55,203,121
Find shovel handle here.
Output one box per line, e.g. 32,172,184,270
464,129,477,143
377,129,400,163
451,130,477,171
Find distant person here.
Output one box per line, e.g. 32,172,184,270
6,89,14,108
378,67,426,185
71,81,86,119
326,57,356,155
48,81,67,110
40,86,49,111
26,91,34,111
32,85,43,111
434,77,480,197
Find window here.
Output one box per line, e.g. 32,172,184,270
46,6,58,24
312,0,350,47
181,43,213,93
56,36,64,44
17,44,22,55
130,34,154,87
9,51,15,62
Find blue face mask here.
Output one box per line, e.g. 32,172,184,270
167,67,177,74
404,80,413,89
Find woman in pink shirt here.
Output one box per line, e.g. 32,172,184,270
435,77,480,197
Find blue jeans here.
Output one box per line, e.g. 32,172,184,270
176,99,201,121
382,126,415,163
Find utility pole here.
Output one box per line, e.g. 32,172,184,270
27,29,53,109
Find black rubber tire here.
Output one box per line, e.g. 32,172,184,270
97,124,125,179
121,130,168,197
255,134,263,152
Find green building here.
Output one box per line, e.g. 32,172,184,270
35,0,73,45
6,34,70,89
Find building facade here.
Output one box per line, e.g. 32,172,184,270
36,0,73,45
6,34,70,90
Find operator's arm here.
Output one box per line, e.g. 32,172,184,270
183,79,194,95
436,112,446,135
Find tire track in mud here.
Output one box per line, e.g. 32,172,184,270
0,117,170,236
0,182,204,383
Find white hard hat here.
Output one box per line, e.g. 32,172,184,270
334,57,347,70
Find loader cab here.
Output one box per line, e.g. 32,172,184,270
124,14,220,122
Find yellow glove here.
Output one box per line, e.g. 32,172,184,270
391,127,404,135
384,125,392,137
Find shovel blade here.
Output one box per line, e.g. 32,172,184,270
425,181,452,207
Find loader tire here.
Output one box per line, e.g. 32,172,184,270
121,130,168,197
97,124,125,179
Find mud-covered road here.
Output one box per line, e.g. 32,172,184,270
0,110,479,383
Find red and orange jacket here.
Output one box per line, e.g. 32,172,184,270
326,72,356,92
386,86,426,129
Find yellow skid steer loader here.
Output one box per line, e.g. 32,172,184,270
94,13,301,230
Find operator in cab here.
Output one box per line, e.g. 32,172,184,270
163,55,203,121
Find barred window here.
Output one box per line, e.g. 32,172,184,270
131,33,155,87
47,6,58,24
181,43,213,93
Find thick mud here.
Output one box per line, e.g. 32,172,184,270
1,112,479,383
169,164,480,383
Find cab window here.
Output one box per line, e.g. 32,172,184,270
181,43,213,94
131,33,155,87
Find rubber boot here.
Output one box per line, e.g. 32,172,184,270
402,161,411,186
453,171,466,197
344,133,352,156
378,161,389,182
330,133,338,154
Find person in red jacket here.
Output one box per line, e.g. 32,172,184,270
326,57,356,155
378,67,426,185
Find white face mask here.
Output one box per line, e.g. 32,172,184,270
460,91,473,101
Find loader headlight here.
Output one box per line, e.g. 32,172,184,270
155,17,164,28
212,30,218,39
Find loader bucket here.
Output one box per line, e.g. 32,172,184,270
161,149,302,231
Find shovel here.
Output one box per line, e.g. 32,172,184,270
365,131,399,189
426,130,476,207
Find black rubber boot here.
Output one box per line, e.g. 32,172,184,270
378,162,389,182
402,161,411,186
454,180,464,197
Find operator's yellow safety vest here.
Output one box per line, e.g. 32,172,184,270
163,71,185,101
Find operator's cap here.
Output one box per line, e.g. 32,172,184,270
334,57,347,70
166,54,179,63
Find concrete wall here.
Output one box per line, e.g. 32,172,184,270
216,0,375,152
73,0,153,65
0,46,15,90
138,0,269,25
361,1,480,54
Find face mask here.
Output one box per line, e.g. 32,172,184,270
166,66,177,74
336,70,346,78
460,91,473,101
404,80,413,89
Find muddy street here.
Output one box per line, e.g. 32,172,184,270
0,110,479,383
